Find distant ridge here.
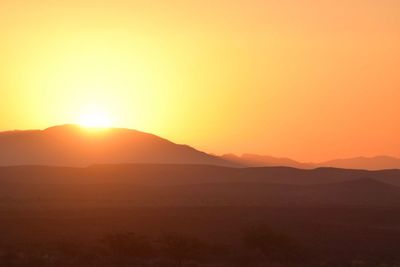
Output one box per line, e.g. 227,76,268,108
221,153,314,169
320,156,400,170
222,154,400,170
1,164,400,206
1,125,399,170
0,125,238,167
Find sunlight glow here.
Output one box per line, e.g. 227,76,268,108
77,107,113,128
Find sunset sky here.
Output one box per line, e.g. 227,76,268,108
1,0,399,162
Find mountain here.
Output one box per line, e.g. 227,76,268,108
223,154,400,170
0,125,238,167
2,164,400,187
221,153,315,169
2,125,399,170
320,156,400,170
1,164,400,206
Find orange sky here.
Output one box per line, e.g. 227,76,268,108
1,0,399,162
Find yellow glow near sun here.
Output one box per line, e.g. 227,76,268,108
77,107,113,128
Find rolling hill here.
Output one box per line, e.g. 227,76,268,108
1,164,400,207
0,125,237,167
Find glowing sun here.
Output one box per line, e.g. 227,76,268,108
77,107,113,128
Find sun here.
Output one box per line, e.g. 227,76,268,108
77,107,113,128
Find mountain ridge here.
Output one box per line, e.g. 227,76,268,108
223,153,400,170
1,125,399,170
1,164,400,207
0,124,238,167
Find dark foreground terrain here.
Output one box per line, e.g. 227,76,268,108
1,164,400,266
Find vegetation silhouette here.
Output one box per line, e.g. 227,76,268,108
241,224,305,264
1,229,400,266
101,232,155,264
159,233,208,266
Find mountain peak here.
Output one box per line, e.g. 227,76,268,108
0,125,238,167
43,124,84,133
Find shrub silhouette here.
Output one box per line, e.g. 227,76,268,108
0,248,19,267
242,224,302,263
159,233,206,266
101,232,154,260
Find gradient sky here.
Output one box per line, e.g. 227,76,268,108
1,0,399,162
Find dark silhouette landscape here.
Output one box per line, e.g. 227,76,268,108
1,126,400,266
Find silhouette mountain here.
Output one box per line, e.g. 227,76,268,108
2,125,399,170
320,156,400,170
0,125,238,167
223,154,400,170
1,165,400,206
221,153,315,169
